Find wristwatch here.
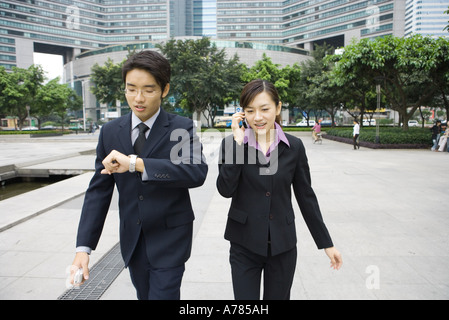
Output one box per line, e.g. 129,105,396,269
129,154,138,173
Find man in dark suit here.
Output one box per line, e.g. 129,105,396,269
70,50,208,300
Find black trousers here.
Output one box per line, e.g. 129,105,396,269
229,242,297,300
353,134,360,149
128,231,185,300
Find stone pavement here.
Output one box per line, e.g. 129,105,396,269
0,129,448,300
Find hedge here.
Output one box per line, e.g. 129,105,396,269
325,127,432,149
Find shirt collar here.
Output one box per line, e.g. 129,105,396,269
244,122,290,154
131,108,160,131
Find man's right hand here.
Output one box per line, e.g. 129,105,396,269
70,252,90,286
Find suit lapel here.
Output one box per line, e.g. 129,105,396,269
117,113,134,155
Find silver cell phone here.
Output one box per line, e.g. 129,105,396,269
74,268,84,285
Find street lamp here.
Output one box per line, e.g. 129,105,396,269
82,80,86,133
375,84,380,143
26,105,31,130
374,76,384,144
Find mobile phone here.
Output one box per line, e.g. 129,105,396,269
74,268,84,285
242,119,248,129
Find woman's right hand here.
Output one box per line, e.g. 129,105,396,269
231,112,246,145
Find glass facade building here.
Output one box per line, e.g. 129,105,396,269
1,0,447,71
405,0,449,38
194,0,217,37
0,0,197,70
216,0,407,50
216,0,448,51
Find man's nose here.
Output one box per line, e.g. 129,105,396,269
134,90,145,101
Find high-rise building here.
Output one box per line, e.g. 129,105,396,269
170,0,193,37
194,0,217,37
0,0,186,70
2,0,447,71
216,0,407,51
1,0,447,124
405,0,449,38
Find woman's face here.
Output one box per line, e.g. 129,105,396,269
244,91,281,140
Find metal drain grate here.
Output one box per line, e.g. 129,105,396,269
58,242,125,300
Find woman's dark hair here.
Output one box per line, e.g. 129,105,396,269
240,79,282,125
122,50,171,93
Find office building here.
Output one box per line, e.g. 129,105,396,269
216,0,407,51
194,0,217,37
405,0,449,38
1,0,447,124
0,0,185,70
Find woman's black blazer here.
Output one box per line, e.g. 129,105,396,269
217,133,333,257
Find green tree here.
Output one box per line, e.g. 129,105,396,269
35,78,82,130
298,43,345,126
331,35,449,130
157,37,244,127
242,53,291,101
0,65,44,129
90,57,126,106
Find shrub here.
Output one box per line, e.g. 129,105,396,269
326,127,432,146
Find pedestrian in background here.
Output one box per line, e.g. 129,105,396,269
430,120,441,151
353,119,360,150
312,120,321,143
437,122,448,152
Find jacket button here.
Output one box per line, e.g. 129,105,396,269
269,214,274,220
139,195,144,201
266,192,271,197
137,219,141,225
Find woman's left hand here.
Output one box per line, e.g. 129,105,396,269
324,247,343,270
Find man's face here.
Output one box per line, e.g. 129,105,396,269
124,68,170,122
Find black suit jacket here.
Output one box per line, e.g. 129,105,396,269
216,133,333,257
76,109,208,268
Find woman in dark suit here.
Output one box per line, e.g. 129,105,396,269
217,79,342,300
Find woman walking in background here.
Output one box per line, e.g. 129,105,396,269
353,119,360,150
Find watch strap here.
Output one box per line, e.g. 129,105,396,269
129,154,137,173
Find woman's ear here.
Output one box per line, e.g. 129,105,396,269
276,102,282,115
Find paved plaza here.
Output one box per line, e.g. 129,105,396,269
0,129,448,300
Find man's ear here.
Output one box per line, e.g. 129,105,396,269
162,83,170,98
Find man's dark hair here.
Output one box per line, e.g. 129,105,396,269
122,50,171,92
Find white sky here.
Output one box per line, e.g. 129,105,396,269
33,52,64,83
